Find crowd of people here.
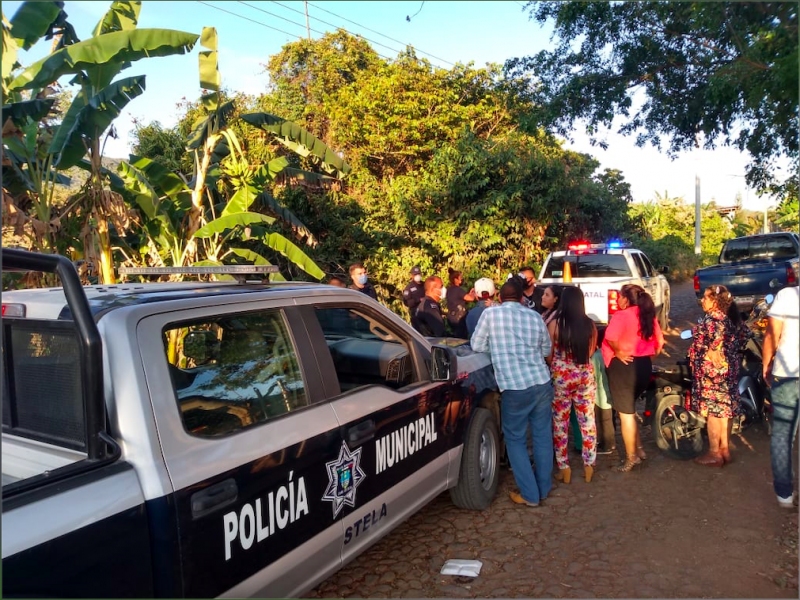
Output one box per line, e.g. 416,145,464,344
333,263,799,509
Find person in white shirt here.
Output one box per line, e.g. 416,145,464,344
762,285,800,508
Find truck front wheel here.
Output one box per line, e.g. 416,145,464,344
450,408,500,510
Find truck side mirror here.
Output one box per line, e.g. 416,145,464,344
431,345,458,382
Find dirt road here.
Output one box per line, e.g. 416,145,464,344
312,281,798,598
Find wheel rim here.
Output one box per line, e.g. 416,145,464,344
478,428,497,491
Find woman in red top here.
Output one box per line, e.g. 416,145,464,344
602,284,664,472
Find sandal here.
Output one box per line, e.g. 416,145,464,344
636,446,647,461
616,456,643,472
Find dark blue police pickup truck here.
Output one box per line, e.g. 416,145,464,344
694,232,799,308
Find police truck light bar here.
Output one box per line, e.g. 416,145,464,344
119,265,279,276
567,241,629,251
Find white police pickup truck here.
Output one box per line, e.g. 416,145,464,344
1,249,500,598
538,242,671,329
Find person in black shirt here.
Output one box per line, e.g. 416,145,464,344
348,262,378,300
415,276,446,337
520,266,544,312
446,268,477,338
402,266,426,329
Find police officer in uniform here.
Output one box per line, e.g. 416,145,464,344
348,262,378,300
402,266,425,329
415,276,446,337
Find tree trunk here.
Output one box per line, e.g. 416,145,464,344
182,133,220,266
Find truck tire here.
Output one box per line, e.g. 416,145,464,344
659,294,670,331
450,408,500,510
653,393,703,459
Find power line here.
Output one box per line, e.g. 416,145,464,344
235,1,327,37
304,0,456,67
195,0,395,63
241,0,415,63
195,1,302,40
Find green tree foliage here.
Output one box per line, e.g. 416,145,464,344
629,192,734,280
131,120,190,176
327,54,531,180
264,30,382,130
507,1,799,194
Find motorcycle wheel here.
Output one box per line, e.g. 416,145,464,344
653,394,704,459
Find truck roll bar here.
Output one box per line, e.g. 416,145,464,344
2,249,112,465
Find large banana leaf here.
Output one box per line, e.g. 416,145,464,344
193,212,276,238
2,15,18,85
9,1,62,51
186,99,235,150
129,154,189,199
9,28,198,92
199,27,220,95
253,190,317,247
46,92,86,155
259,232,324,280
241,112,351,178
2,98,55,126
92,1,141,37
228,248,287,282
220,184,257,217
118,159,159,219
52,75,146,168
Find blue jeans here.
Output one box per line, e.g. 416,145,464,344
771,376,800,499
501,382,554,503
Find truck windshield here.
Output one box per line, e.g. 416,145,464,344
720,236,798,262
543,254,632,278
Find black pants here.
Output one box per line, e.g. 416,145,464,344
607,356,652,415
595,406,616,450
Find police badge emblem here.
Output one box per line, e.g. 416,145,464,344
322,442,366,518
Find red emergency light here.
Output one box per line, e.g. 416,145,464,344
568,242,590,251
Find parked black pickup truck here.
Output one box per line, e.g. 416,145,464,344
694,232,799,307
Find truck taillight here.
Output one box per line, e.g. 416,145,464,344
693,275,700,292
1,303,26,318
788,265,797,286
608,289,620,316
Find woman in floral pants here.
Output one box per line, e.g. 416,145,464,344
547,287,598,483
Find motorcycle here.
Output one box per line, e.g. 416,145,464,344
642,294,774,459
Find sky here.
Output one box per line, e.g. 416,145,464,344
4,0,777,211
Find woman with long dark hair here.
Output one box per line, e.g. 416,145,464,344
446,268,477,338
688,285,747,466
540,285,563,326
602,284,664,472
548,286,598,483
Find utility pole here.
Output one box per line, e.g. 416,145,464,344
304,1,311,40
695,175,701,255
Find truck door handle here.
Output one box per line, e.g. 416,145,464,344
191,478,238,519
347,420,376,446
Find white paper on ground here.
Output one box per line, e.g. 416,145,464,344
440,559,483,577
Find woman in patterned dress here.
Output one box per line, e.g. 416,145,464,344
689,285,746,466
547,286,598,483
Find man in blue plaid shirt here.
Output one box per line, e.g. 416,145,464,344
471,280,555,507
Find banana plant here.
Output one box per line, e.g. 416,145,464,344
3,1,199,284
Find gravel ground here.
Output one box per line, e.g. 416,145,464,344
312,281,799,599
